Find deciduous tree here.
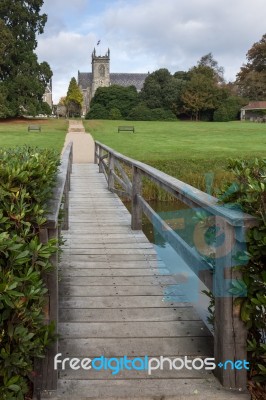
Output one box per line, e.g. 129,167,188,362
236,33,266,100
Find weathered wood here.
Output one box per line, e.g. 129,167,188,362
59,306,200,323
59,337,212,357
131,166,142,230
214,217,248,390
58,321,210,338
94,141,256,227
52,379,251,399
108,153,115,191
114,158,133,190
34,143,73,395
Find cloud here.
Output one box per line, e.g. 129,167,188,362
36,0,266,103
37,31,96,102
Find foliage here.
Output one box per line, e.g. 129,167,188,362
0,146,60,399
219,158,266,388
213,96,247,122
182,63,227,121
0,1,52,118
86,104,109,119
65,77,83,117
108,107,122,120
126,103,176,121
237,33,266,100
140,69,187,116
87,85,139,119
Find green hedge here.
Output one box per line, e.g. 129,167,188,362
0,147,60,399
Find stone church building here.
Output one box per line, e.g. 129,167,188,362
78,49,148,115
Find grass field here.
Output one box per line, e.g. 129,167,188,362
0,118,68,152
85,119,266,196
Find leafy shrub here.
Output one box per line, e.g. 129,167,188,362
108,107,122,120
85,104,109,119
219,158,266,391
0,147,60,399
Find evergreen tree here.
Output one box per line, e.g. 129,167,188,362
0,0,52,117
66,77,83,117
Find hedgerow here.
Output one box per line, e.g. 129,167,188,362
0,147,60,399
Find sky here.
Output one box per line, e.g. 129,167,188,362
36,0,266,104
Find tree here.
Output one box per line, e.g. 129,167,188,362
236,33,266,100
0,1,52,117
181,55,228,121
88,85,139,119
65,77,83,117
198,52,225,83
213,96,247,122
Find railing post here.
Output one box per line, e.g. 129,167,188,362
35,226,59,394
62,180,69,230
99,146,103,173
213,217,247,390
131,166,142,230
108,153,114,191
94,142,98,164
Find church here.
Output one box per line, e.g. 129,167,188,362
78,48,148,115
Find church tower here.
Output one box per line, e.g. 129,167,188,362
91,48,110,97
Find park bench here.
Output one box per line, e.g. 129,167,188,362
118,126,135,133
28,124,41,132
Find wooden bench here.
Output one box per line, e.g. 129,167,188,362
28,125,41,132
118,126,135,133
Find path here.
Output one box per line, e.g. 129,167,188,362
62,119,94,163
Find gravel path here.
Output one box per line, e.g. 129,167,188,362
62,120,94,163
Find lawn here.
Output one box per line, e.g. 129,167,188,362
0,118,68,152
84,119,266,195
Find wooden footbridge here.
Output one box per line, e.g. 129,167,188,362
35,135,256,400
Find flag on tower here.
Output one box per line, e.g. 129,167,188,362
97,40,101,46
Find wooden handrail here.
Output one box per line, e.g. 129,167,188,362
94,140,257,391
34,141,73,397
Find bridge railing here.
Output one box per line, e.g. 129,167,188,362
34,142,73,397
95,140,257,391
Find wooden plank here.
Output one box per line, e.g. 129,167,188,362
59,261,165,269
59,337,213,357
60,268,170,277
60,276,178,286
59,284,184,297
59,307,200,323
59,296,187,309
55,379,250,399
58,321,210,338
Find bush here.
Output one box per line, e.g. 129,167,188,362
127,104,177,121
0,147,60,399
108,107,122,120
85,104,109,119
219,158,266,391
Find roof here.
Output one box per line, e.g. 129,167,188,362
110,73,148,91
242,101,266,110
78,72,92,89
78,72,148,91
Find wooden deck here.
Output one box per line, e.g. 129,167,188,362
46,163,250,399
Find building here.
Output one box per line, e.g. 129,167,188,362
240,101,266,121
78,49,148,115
